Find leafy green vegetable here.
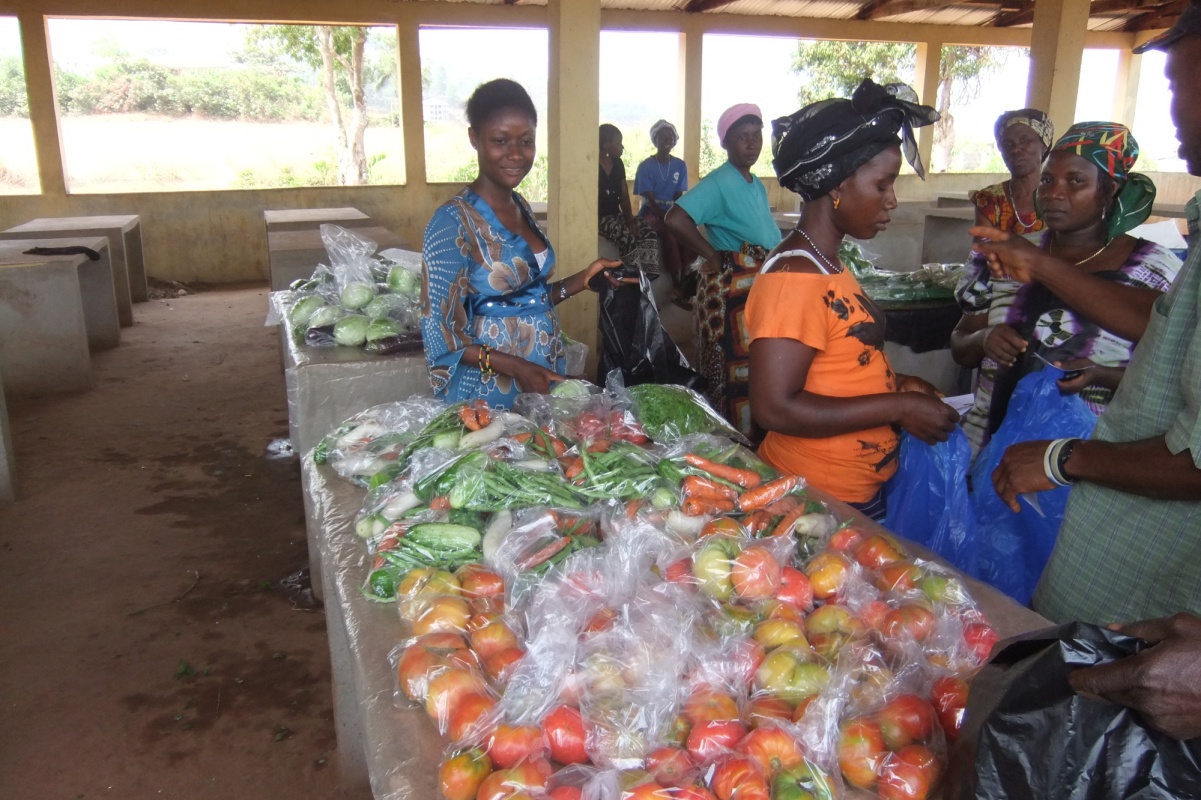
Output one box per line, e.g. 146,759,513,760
333,315,370,346
388,266,420,296
627,383,741,443
307,305,345,329
365,317,403,342
340,282,377,310
551,379,593,398
288,295,326,327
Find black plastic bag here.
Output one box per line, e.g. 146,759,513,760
947,621,1201,799
596,270,705,392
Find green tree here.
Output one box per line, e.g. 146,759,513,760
247,25,372,185
791,41,1007,171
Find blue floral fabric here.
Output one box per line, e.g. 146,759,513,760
421,188,565,408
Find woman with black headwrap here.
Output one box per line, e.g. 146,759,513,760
745,80,959,519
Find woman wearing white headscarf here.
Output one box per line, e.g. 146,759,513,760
634,120,693,303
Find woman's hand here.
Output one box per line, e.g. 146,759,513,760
895,373,944,398
510,359,565,396
982,323,1027,367
897,393,959,444
580,258,625,292
1054,359,1125,394
969,224,1044,283
625,215,640,237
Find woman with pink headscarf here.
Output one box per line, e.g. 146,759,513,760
664,103,781,440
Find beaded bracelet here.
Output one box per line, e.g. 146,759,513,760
478,345,494,377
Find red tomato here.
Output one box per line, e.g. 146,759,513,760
746,696,795,727
875,561,921,592
675,785,718,800
876,694,938,750
542,705,588,765
456,563,506,598
646,745,696,788
852,534,905,570
438,747,492,800
775,567,814,611
425,667,489,722
664,557,694,585
448,691,496,741
803,552,851,600
487,723,546,769
468,614,521,660
476,759,553,800
710,754,770,800
738,725,804,776
623,782,674,800
963,622,1000,663
881,605,937,642
485,647,526,683
931,676,969,741
731,546,783,601
685,719,748,763
837,718,886,790
547,788,583,800
878,744,942,800
827,527,864,552
683,687,740,725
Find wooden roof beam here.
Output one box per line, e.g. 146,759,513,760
856,0,986,21
994,1,1035,26
1124,0,1187,29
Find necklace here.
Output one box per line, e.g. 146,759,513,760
656,156,672,182
794,228,841,273
1049,236,1108,267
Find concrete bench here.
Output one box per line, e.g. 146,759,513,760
0,238,120,351
263,207,373,234
0,365,14,503
0,255,93,395
267,225,411,291
2,215,146,322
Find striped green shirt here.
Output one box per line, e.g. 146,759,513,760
1034,190,1201,624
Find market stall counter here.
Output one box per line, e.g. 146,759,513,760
301,453,1049,800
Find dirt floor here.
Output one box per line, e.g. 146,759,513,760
0,284,370,800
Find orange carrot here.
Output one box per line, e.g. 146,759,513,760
625,499,644,520
681,474,738,502
586,439,611,453
473,402,493,428
764,496,802,517
743,509,774,536
682,497,736,517
770,503,811,538
429,495,451,511
458,405,482,431
512,432,535,444
683,453,762,489
737,475,799,512
562,456,585,481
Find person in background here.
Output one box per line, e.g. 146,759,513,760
746,79,956,520
970,109,1054,235
422,79,620,408
664,103,782,439
986,1,1201,626
951,122,1179,455
634,119,694,307
598,124,661,278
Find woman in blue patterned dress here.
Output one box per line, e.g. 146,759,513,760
421,79,620,407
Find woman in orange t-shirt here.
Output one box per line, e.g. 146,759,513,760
746,80,960,520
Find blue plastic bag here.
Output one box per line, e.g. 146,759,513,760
971,369,1098,605
883,427,978,576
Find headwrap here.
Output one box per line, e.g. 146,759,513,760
994,109,1054,151
717,103,762,145
770,79,939,201
1047,121,1156,241
649,119,679,148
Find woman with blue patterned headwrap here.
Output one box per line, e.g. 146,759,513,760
954,121,1182,454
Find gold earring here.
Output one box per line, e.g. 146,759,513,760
833,195,841,210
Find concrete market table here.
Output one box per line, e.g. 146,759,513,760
301,457,1051,799
0,365,14,503
0,238,121,352
0,255,94,395
2,214,146,320
267,226,410,291
263,207,373,234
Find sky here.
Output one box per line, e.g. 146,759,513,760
0,16,1186,170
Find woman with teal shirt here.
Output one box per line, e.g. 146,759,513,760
421,79,618,408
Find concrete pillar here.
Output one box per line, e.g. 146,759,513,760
547,0,601,360
396,10,426,187
1112,48,1142,129
680,20,704,186
914,39,943,174
1025,0,1091,135
18,12,67,196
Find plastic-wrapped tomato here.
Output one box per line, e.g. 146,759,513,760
438,747,492,800
542,705,588,765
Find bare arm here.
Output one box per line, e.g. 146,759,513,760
619,179,637,229
991,436,1201,513
971,226,1161,343
640,191,664,220
664,205,721,269
748,338,959,444
951,311,1029,369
